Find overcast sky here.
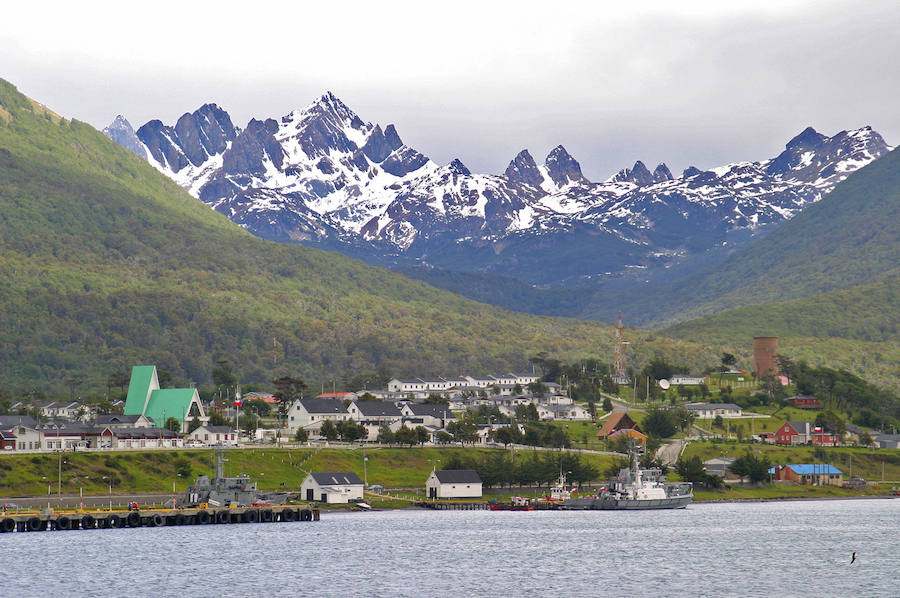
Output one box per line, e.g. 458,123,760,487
3,0,898,179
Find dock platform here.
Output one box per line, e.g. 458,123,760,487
0,505,318,533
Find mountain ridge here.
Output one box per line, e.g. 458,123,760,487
106,94,892,289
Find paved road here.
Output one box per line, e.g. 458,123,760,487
656,438,686,467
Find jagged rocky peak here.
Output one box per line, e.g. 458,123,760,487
173,103,238,167
303,91,364,128
786,126,827,149
767,125,892,179
384,124,403,149
222,118,283,176
682,166,703,178
544,145,588,186
448,158,471,176
611,160,655,186
504,149,544,187
363,122,405,163
102,115,147,159
652,163,673,183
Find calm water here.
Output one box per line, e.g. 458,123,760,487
1,499,897,597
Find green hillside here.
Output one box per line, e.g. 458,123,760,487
659,278,899,391
661,278,898,344
0,79,723,394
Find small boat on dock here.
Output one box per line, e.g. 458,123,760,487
489,496,536,511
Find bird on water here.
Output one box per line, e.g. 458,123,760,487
850,552,857,564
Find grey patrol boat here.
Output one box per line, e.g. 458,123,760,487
560,445,693,510
180,451,289,507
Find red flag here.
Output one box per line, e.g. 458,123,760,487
234,400,243,407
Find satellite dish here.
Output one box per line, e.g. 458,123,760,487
658,379,670,390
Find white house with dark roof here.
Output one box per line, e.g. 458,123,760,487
400,403,455,428
426,469,482,499
465,375,497,388
685,403,743,418
301,472,364,503
348,400,403,424
287,398,350,432
188,425,237,445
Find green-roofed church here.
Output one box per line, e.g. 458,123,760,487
124,366,208,433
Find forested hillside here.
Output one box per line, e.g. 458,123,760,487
582,144,900,327
0,79,719,395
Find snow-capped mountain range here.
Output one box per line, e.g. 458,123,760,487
104,94,892,287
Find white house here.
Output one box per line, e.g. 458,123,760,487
545,404,592,421
347,400,403,424
188,425,237,446
399,403,455,428
685,403,743,419
287,398,350,433
301,472,364,503
426,469,483,499
670,375,706,386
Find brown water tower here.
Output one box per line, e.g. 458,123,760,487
753,337,778,379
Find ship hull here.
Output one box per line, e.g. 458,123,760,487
559,495,692,510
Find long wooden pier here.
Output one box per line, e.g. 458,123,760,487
416,501,490,510
0,505,318,533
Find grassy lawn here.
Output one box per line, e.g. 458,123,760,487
693,483,893,501
0,446,621,497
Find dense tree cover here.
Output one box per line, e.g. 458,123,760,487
728,451,771,484
675,456,724,489
778,356,899,422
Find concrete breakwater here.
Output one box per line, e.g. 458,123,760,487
0,505,318,533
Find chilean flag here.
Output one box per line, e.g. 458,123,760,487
234,399,243,408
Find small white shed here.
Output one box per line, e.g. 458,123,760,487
301,472,364,504
426,469,483,499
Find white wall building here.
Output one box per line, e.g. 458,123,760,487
301,472,364,503
685,403,743,419
426,469,483,499
287,398,350,433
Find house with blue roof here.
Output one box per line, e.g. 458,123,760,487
124,366,208,433
770,463,843,486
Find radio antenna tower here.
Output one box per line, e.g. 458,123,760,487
613,310,628,379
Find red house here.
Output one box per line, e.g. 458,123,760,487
785,395,821,409
775,421,839,446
